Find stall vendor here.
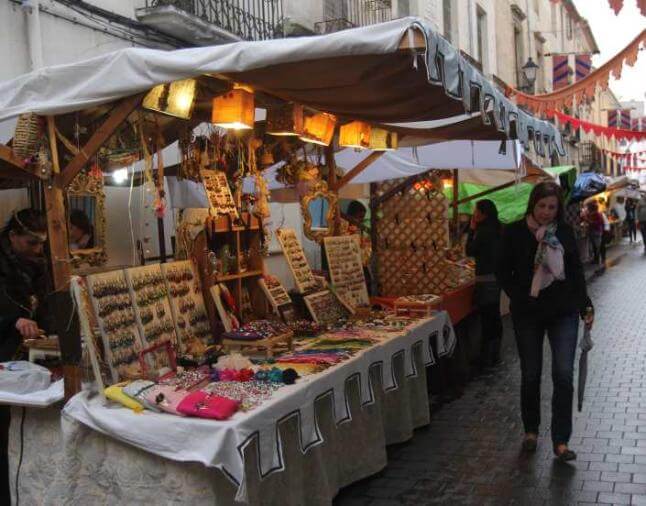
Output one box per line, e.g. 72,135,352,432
340,200,373,292
69,209,94,250
0,209,50,504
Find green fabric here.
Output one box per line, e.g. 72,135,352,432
445,166,577,224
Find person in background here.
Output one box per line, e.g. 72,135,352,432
69,209,94,250
584,201,604,265
341,200,373,293
625,199,637,243
0,209,50,504
496,182,594,462
466,199,503,370
599,203,611,270
637,194,646,253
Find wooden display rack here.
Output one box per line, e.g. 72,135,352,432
193,212,268,336
221,330,294,358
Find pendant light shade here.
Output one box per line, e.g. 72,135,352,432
369,128,398,151
339,121,372,149
266,103,304,136
142,78,197,119
212,85,255,130
299,112,336,146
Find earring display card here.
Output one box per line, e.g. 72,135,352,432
303,289,351,326
258,276,292,310
125,264,178,372
200,169,239,219
161,260,212,352
324,235,369,309
276,228,318,293
86,270,144,383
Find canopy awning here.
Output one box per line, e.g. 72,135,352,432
0,17,564,159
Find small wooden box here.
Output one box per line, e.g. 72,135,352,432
222,331,294,358
393,294,442,318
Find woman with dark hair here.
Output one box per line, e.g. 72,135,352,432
585,201,604,265
0,208,50,504
496,182,594,461
466,199,503,369
69,209,94,249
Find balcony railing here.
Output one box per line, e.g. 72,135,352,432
145,0,283,40
315,0,392,34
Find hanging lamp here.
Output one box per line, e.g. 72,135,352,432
369,128,398,151
339,121,372,149
299,112,336,146
266,103,304,136
142,78,197,120
212,84,255,130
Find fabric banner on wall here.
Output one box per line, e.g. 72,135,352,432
553,55,570,90
575,54,592,82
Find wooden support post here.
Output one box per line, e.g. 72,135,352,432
325,144,341,235
44,147,71,291
452,169,459,241
369,182,379,296
60,93,143,188
46,117,60,174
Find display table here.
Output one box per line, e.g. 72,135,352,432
3,381,65,504
46,314,454,506
371,282,476,325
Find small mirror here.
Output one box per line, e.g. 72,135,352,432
68,196,97,250
300,181,338,243
67,172,107,267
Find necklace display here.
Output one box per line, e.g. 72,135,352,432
161,260,213,353
87,271,143,382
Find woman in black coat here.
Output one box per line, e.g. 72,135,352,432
496,182,594,461
0,209,50,504
466,199,502,369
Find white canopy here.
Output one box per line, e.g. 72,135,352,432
0,17,564,157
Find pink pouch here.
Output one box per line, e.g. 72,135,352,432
143,385,189,416
177,390,240,420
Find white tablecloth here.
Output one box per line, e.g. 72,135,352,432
0,379,64,407
63,313,455,502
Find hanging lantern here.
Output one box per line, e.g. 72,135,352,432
369,128,399,151
441,176,454,190
299,112,336,146
142,78,197,120
266,103,304,136
339,121,372,149
211,84,255,130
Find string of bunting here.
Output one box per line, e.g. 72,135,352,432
548,110,646,143
601,148,646,162
509,29,646,114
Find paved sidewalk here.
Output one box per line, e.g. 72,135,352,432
335,243,646,505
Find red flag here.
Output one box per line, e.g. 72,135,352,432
552,55,570,90
575,54,592,81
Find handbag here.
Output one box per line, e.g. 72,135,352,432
176,390,240,420
143,385,190,416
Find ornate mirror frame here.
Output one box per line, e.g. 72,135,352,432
67,171,108,267
300,180,338,243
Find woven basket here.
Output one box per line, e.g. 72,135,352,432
13,113,43,160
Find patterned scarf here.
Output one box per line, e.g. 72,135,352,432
526,216,565,297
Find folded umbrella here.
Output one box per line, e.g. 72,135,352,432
577,325,594,412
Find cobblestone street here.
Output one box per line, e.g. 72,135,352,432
336,243,646,506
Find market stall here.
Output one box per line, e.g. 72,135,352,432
0,16,567,505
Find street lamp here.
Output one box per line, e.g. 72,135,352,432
521,57,539,93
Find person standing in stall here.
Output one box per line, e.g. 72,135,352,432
341,200,373,293
496,182,594,461
625,199,637,243
466,199,503,370
637,194,646,253
0,209,50,504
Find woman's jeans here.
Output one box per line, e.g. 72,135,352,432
512,312,579,445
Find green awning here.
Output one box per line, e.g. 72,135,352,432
445,165,577,224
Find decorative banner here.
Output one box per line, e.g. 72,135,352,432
575,54,592,82
631,117,646,131
550,109,646,143
511,29,646,114
553,55,570,90
621,108,633,130
608,109,619,128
